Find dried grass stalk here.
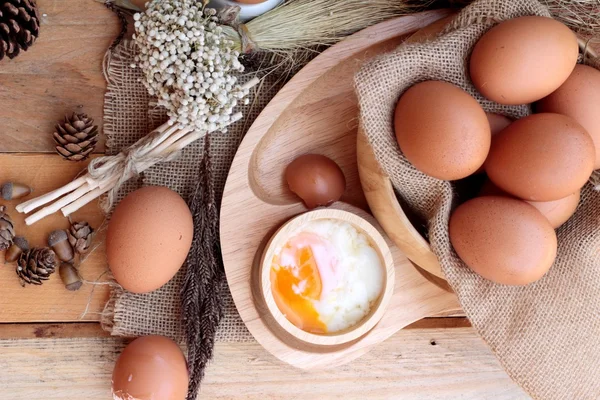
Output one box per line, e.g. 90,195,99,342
540,0,600,38
223,0,429,52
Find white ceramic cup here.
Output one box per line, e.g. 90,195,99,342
209,0,283,22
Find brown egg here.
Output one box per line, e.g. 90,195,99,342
470,16,578,105
112,336,188,400
449,196,557,285
480,180,580,229
486,112,513,135
474,113,513,174
537,64,600,169
107,186,193,293
485,113,595,201
394,81,491,180
285,154,346,209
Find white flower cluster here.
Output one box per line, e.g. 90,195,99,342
132,0,249,132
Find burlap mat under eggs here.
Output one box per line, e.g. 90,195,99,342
356,0,600,399
99,40,285,342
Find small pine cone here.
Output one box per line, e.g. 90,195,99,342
16,247,57,286
0,0,41,61
53,113,99,161
0,205,15,251
67,221,94,255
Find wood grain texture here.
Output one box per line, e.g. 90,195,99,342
0,324,527,400
259,208,396,346
221,11,461,370
0,322,111,339
0,154,109,323
0,0,119,153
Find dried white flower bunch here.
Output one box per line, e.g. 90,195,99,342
132,0,250,131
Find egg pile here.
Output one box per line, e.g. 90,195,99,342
270,219,384,334
394,16,599,286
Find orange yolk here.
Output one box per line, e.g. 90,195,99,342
270,245,327,333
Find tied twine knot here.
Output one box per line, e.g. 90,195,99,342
217,5,257,54
88,127,184,212
238,24,257,54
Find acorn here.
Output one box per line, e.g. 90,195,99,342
1,182,32,201
5,236,29,264
59,262,82,291
48,230,74,263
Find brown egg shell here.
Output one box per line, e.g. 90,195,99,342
112,335,189,400
106,186,194,294
480,180,580,229
537,64,600,169
449,196,557,286
394,81,491,180
470,16,578,105
474,113,513,174
485,113,595,201
285,154,346,209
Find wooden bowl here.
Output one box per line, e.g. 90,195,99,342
357,129,443,279
259,208,395,346
355,17,455,281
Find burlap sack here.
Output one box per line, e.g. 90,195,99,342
356,0,600,399
100,40,286,342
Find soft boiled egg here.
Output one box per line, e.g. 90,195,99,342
270,219,384,334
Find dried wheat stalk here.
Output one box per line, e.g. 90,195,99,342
222,0,428,53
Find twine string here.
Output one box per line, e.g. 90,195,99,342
88,125,189,211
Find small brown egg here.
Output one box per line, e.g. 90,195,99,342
486,113,513,136
112,336,188,400
470,16,578,104
474,113,513,174
394,81,491,180
537,64,600,169
107,186,193,293
285,154,346,209
485,113,595,201
480,180,580,229
449,196,557,286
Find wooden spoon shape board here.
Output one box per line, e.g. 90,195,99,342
220,9,459,369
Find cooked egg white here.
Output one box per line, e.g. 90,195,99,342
271,219,384,334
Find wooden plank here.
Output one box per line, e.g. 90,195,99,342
0,154,109,323
0,325,527,399
0,322,111,339
0,318,473,339
0,0,119,153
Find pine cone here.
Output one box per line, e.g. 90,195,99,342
16,247,57,286
0,0,40,61
67,221,94,255
53,113,99,161
0,205,15,251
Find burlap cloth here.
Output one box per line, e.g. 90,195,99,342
99,40,282,342
356,0,600,399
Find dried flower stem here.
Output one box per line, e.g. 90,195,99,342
223,0,425,53
17,79,255,225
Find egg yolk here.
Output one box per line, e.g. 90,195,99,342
271,245,327,333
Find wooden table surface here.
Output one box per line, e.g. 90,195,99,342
0,1,528,399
